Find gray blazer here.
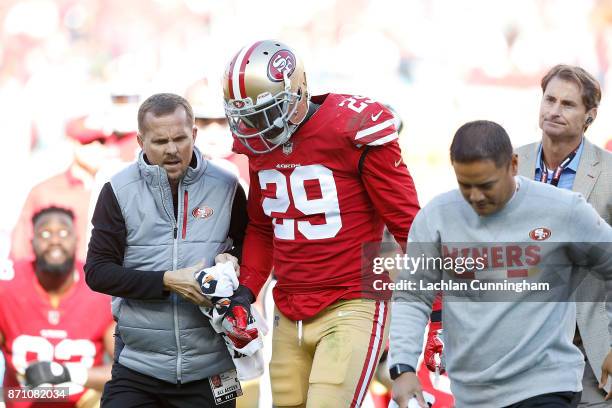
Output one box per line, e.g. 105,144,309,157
516,139,612,390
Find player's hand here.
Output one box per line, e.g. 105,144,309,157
599,350,612,400
424,323,445,374
216,285,257,347
214,253,240,277
392,372,428,408
163,262,212,307
25,361,87,387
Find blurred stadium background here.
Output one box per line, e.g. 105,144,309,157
3,0,612,254
2,0,612,406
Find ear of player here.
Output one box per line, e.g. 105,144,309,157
25,361,88,388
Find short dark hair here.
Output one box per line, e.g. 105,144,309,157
32,206,75,227
137,93,194,134
450,120,513,168
541,64,601,111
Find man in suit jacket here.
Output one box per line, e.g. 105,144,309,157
517,64,612,406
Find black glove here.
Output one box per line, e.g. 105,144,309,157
25,361,71,387
214,285,256,344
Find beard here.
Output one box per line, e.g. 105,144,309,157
35,256,74,276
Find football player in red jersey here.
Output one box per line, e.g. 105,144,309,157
0,207,114,408
220,40,421,407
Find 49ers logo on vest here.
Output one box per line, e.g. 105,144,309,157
529,227,552,241
268,50,296,82
192,206,214,219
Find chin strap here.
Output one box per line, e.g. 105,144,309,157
270,99,315,147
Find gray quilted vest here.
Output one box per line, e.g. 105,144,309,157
110,146,236,383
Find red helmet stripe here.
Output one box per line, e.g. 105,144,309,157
237,41,263,99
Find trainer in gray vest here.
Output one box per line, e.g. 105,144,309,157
86,93,247,407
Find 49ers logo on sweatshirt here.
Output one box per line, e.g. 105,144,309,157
529,227,552,241
192,206,214,219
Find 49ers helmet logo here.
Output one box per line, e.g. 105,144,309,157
529,227,551,241
192,206,214,219
267,50,296,82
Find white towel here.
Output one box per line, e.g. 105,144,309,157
194,262,238,298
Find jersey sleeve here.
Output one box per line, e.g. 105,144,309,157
360,139,420,251
228,184,248,262
238,166,274,297
348,100,399,148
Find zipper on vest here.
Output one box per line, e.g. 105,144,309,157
157,166,177,240
182,190,188,239
157,166,183,383
173,296,182,383
173,182,183,383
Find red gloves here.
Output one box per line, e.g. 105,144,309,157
216,285,258,349
424,320,444,374
424,294,444,374
220,302,258,348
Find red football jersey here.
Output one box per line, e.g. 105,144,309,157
236,93,420,320
0,260,113,408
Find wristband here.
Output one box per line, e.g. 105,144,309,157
389,363,416,380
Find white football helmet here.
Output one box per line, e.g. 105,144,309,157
223,40,309,154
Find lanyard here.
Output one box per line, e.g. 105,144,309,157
539,145,579,187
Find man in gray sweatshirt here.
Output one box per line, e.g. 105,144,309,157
389,120,612,408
